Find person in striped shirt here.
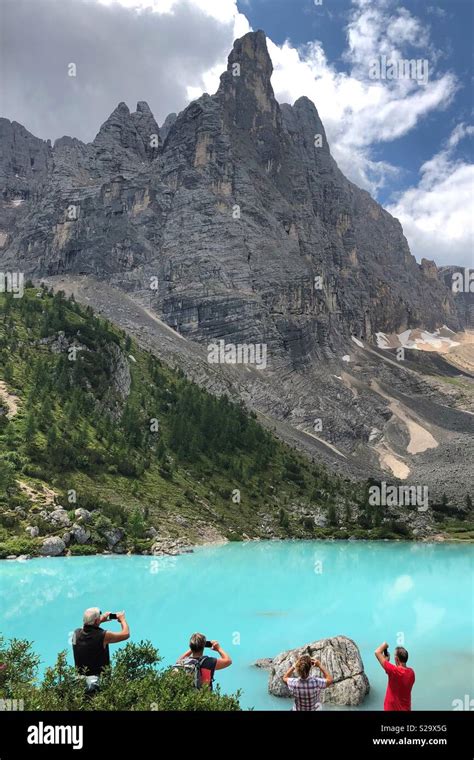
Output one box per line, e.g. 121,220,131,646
283,654,333,711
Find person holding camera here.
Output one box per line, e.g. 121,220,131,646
282,654,333,711
176,632,232,690
375,641,415,711
72,608,130,688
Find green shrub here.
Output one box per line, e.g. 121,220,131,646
1,451,26,469
389,521,411,537
0,635,40,699
0,511,19,529
301,517,314,533
21,464,47,479
371,527,400,540
68,544,98,556
0,637,241,712
0,537,39,558
0,458,16,493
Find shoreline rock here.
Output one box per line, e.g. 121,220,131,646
151,537,193,556
39,536,66,556
257,635,370,706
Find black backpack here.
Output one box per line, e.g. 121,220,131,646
174,656,208,689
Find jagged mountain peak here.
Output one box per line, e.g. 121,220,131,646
93,101,131,140
292,95,324,124
135,100,153,115
112,101,130,116
159,112,177,143
0,28,467,336
90,99,160,168
281,96,330,156
227,29,273,78
53,135,86,149
217,30,279,135
0,116,52,189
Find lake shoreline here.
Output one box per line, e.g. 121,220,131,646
2,530,472,561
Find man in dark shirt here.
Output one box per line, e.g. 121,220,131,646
177,632,232,690
72,607,130,678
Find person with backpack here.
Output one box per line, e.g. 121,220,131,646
175,633,232,690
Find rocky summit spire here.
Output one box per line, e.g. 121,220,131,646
92,101,160,171
131,101,161,158
159,112,177,143
217,30,279,132
93,102,134,149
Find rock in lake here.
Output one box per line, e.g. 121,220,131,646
263,635,369,706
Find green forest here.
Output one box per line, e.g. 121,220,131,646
0,285,470,557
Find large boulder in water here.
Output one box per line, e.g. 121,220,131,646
261,635,369,706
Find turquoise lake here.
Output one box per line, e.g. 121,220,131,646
1,540,473,711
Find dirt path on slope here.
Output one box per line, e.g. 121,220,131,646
0,380,19,418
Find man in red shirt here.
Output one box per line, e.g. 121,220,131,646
375,641,415,710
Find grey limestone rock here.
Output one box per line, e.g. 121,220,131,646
263,635,369,706
71,524,91,544
39,536,66,556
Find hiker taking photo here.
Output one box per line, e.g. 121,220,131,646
283,654,333,711
72,608,130,692
375,641,415,711
176,632,232,690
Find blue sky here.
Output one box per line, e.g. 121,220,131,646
2,0,473,266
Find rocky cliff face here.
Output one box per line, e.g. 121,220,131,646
438,266,474,328
0,31,464,353
1,31,472,500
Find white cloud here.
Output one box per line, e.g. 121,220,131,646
97,0,249,29
1,0,239,140
266,0,457,194
386,125,474,267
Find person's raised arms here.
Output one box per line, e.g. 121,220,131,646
212,641,232,670
103,611,130,645
374,641,389,668
312,658,333,686
283,662,296,684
